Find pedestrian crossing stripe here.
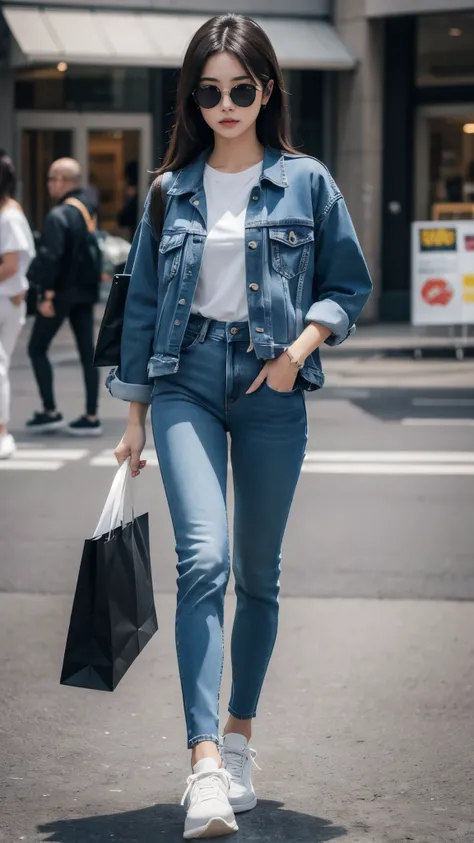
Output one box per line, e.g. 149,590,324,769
13,449,88,460
2,448,474,475
402,418,474,426
0,448,89,471
90,449,158,467
91,449,474,469
0,460,63,471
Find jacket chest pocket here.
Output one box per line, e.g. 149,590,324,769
159,231,186,284
269,226,314,280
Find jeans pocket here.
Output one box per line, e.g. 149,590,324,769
262,381,300,397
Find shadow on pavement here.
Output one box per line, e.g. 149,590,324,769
37,799,347,842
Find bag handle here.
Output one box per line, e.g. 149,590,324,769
64,197,97,233
92,458,134,539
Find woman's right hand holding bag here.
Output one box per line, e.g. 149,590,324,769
114,402,148,477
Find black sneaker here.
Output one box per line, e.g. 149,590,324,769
67,416,103,437
25,411,66,434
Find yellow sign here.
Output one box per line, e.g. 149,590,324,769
463,275,474,303
419,228,457,251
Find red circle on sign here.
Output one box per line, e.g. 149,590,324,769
421,279,454,306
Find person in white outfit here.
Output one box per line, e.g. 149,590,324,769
0,152,35,459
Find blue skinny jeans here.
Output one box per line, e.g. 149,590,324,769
151,315,307,748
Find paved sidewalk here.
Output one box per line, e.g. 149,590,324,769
325,322,474,356
12,311,474,394
1,594,473,843
12,309,474,367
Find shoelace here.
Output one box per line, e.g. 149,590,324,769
221,746,261,780
180,768,232,806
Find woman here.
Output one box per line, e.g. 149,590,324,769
108,14,372,840
0,152,35,459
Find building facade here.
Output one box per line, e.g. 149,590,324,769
334,0,474,321
3,0,472,322
0,0,354,246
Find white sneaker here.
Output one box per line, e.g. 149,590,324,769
0,434,16,460
220,733,259,814
181,758,238,839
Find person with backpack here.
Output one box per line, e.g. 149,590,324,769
26,158,103,435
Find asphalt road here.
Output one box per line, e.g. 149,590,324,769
1,320,474,843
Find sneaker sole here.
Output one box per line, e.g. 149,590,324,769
183,816,238,839
66,427,103,437
231,796,257,814
25,420,67,434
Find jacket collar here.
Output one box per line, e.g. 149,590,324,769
167,150,207,196
167,146,289,196
261,147,289,188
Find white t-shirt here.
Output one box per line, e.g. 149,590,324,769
191,161,263,322
0,206,35,297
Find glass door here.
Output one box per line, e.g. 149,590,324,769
88,129,140,238
15,112,152,237
415,104,474,221
20,129,73,232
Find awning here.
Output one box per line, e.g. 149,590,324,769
3,7,355,71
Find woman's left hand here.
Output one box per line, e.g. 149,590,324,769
246,352,299,394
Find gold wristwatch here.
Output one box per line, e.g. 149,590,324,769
283,347,304,369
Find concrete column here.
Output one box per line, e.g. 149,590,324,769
0,66,14,158
334,0,382,321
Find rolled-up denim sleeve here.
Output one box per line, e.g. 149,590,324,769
106,210,158,403
305,196,373,346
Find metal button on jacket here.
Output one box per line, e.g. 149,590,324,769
289,231,297,244
230,327,240,335
255,327,264,333
248,241,257,249
252,194,259,201
174,319,181,326
249,283,259,291
178,298,186,305
193,200,200,206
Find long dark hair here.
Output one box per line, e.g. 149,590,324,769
155,14,297,178
0,151,16,203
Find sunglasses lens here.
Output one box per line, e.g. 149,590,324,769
195,86,221,109
231,84,257,107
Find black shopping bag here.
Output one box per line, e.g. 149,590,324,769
93,273,130,368
60,461,158,691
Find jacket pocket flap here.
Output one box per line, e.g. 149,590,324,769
269,227,314,247
159,231,186,254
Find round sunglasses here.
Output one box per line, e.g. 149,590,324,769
193,83,260,110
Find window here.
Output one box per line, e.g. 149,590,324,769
417,13,474,87
15,66,150,112
285,71,325,159
423,113,474,220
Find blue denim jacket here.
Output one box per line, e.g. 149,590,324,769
106,147,372,403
